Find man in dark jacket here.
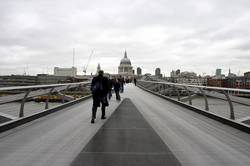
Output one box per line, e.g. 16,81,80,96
90,70,109,123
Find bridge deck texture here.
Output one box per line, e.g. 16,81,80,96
70,98,181,166
0,84,249,166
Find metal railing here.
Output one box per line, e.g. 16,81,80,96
0,81,91,118
138,80,250,120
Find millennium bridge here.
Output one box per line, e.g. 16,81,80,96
0,77,249,166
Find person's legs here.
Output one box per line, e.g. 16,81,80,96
115,91,120,100
115,91,118,100
91,105,97,123
108,90,112,99
118,92,121,100
101,104,106,119
122,85,124,92
91,96,100,123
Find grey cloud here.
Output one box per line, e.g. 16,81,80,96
0,0,250,75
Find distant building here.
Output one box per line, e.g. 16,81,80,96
180,71,197,78
118,51,133,77
176,69,181,75
54,67,77,77
155,68,161,77
0,74,85,87
137,67,142,75
208,73,250,89
224,76,250,89
170,70,176,77
244,71,250,77
216,68,222,77
228,68,237,78
96,63,101,75
207,78,224,87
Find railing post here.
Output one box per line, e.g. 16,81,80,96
221,90,235,120
175,86,180,101
45,88,55,109
184,86,192,105
160,84,163,93
77,84,82,91
168,85,172,97
199,88,209,111
163,84,166,96
62,85,71,104
19,89,31,118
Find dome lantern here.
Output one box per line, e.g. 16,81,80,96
120,51,131,65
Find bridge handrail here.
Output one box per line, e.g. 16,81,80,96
0,81,91,118
0,81,91,91
138,80,250,120
139,80,250,93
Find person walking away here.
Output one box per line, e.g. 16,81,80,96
107,76,113,100
134,77,137,86
114,78,121,101
119,76,124,93
90,70,109,123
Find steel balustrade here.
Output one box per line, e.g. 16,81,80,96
0,81,91,118
138,80,250,120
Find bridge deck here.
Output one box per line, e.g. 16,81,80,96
70,98,181,166
0,84,249,166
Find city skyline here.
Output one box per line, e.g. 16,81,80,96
0,0,250,75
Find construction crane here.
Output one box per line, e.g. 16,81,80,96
83,50,94,75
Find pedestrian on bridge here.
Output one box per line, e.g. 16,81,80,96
134,77,137,86
90,70,109,124
107,76,113,100
114,78,121,101
119,76,124,93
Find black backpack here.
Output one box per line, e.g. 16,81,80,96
92,79,103,93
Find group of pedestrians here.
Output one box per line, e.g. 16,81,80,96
90,70,126,124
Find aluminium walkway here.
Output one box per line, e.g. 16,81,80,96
70,98,181,166
0,84,249,166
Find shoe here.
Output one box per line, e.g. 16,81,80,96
91,119,95,123
101,116,106,119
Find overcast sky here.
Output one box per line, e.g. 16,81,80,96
0,0,250,76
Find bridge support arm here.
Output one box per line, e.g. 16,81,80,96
19,89,31,118
184,86,192,105
221,90,235,120
45,88,55,109
174,86,180,101
62,85,71,103
199,88,209,111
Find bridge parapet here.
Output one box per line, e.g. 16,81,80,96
138,80,250,133
0,81,91,119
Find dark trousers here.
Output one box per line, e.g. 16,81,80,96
115,91,120,100
120,85,124,93
92,104,106,119
108,90,112,99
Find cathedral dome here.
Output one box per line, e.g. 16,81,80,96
118,51,133,75
120,51,131,65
